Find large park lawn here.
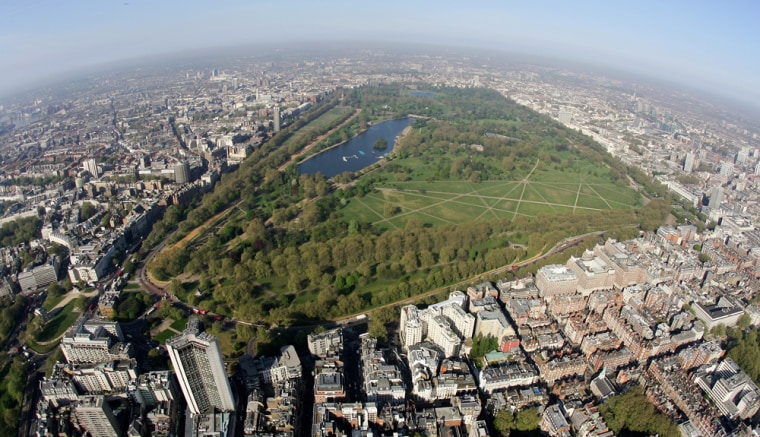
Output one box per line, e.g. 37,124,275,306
340,167,640,230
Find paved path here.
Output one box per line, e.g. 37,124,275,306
150,318,180,337
52,289,99,311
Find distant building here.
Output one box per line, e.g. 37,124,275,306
708,185,724,209
684,152,695,172
173,161,190,184
273,106,281,132
83,158,99,178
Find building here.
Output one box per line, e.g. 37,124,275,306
566,250,615,295
60,316,132,365
166,318,235,415
693,297,744,330
83,158,100,178
129,371,183,437
314,369,345,403
17,257,60,293
694,358,760,420
308,327,343,358
400,305,424,349
474,308,515,340
74,395,122,437
709,185,724,209
273,106,281,132
684,152,695,173
541,404,571,437
174,162,190,184
71,360,138,394
40,376,80,407
425,314,462,357
478,361,538,393
536,265,578,299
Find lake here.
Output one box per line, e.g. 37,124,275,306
297,117,415,178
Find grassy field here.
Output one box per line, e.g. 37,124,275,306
153,329,176,344
340,161,640,230
35,297,85,343
170,317,188,331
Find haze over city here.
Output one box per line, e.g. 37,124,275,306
2,0,759,106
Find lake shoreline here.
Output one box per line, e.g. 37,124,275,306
297,117,415,178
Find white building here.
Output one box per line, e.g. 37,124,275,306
60,317,132,365
166,318,235,415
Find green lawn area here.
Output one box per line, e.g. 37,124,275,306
285,106,353,152
216,330,235,357
341,175,637,230
36,297,86,343
170,317,188,331
153,329,175,344
42,293,65,311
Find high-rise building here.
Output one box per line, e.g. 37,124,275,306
273,106,281,132
83,158,99,178
684,152,695,173
166,318,235,415
74,395,122,437
174,161,190,184
720,161,734,179
709,185,724,209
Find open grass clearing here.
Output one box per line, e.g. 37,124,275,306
342,175,635,228
36,297,85,343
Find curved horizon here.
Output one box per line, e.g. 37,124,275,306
1,1,758,109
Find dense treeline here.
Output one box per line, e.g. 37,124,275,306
0,296,27,349
0,216,39,247
0,355,28,435
148,84,672,325
151,200,667,323
598,385,680,437
726,326,760,383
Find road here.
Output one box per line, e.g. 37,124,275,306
136,222,600,332
330,230,603,324
136,238,170,298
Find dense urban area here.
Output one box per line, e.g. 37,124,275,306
1,47,760,437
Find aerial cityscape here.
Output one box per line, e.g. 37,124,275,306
1,2,760,437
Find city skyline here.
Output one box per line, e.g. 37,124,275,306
1,0,759,108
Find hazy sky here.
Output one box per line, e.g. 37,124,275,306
2,0,759,104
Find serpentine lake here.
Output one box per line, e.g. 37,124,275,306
297,117,415,178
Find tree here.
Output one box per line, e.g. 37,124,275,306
699,252,711,264
368,318,387,345
171,279,183,298
79,202,97,221
373,138,388,150
738,313,752,330
515,408,540,431
47,282,65,298
493,409,515,436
